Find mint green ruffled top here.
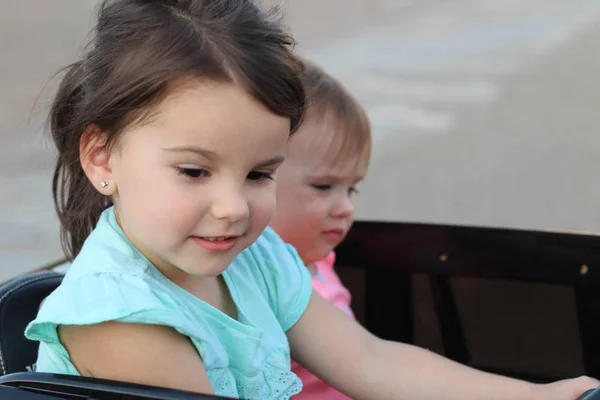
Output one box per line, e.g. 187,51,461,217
25,207,313,399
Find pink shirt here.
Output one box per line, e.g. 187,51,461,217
291,251,354,399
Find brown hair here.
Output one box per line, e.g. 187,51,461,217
300,58,371,168
51,0,306,260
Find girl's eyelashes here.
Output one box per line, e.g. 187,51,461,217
176,166,209,180
311,184,332,191
311,183,360,196
176,166,275,182
247,171,275,182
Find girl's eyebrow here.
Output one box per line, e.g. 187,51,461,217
308,174,365,184
255,156,285,168
162,146,218,160
163,146,284,168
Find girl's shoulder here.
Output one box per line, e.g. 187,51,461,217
25,207,193,349
68,206,151,277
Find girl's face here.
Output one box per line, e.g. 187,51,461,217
100,80,290,280
269,116,369,265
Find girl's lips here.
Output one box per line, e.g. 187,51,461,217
321,229,346,244
191,236,238,252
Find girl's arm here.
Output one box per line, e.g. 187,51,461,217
287,291,598,400
59,321,215,395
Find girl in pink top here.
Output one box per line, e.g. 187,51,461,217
270,59,371,399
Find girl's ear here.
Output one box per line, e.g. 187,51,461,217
80,124,115,195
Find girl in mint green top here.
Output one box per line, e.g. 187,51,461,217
25,1,599,399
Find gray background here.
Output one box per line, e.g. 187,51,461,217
2,0,600,281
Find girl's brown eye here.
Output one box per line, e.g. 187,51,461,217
247,171,274,181
311,184,331,191
177,167,208,179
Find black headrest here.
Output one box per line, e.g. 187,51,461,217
0,272,63,376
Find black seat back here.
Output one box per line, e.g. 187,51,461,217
0,272,63,376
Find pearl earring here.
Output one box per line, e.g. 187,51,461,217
100,181,109,188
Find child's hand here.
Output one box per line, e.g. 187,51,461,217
535,376,600,400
